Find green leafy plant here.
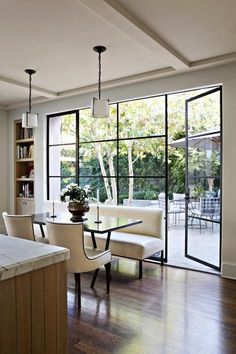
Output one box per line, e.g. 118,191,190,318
192,183,205,199
60,183,91,204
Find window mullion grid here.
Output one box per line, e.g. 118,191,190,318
164,94,168,263
76,110,80,185
46,116,50,199
116,103,119,205
47,111,77,199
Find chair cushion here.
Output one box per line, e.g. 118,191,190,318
85,231,164,260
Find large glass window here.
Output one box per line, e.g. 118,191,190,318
47,87,222,269
47,89,220,207
47,97,166,205
47,111,77,200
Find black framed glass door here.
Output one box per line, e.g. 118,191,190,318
185,87,222,271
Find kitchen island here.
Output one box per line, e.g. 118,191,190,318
0,234,70,354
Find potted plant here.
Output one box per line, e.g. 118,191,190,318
192,183,205,200
60,183,91,221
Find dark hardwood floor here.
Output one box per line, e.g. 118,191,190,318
67,258,236,354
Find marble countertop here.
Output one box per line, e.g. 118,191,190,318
0,234,70,281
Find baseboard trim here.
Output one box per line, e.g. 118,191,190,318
222,263,236,280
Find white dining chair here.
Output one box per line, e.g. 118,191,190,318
2,212,49,243
46,220,111,308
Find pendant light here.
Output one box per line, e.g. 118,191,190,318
91,46,109,118
22,69,38,128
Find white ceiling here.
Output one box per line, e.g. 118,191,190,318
0,0,236,109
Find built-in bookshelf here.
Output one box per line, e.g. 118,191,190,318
15,120,35,214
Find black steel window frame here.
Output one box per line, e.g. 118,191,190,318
47,98,167,200
46,85,222,266
46,110,79,199
47,97,167,262
184,86,222,271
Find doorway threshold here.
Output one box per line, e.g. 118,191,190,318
146,257,220,275
166,258,220,275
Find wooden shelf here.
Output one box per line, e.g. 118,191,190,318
16,197,35,200
15,120,35,214
16,178,34,182
16,138,34,143
16,158,34,162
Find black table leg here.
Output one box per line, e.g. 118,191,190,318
39,224,45,238
105,231,111,250
91,231,97,248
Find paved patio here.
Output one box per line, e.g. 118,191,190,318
167,215,220,274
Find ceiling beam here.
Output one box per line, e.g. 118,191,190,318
80,0,189,70
0,75,57,98
6,97,52,111
58,66,176,97
190,52,236,69
6,66,176,110
6,52,236,111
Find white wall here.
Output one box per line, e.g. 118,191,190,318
0,110,8,233
7,62,236,279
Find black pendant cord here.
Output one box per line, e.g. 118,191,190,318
25,69,36,114
29,73,32,113
93,46,106,100
98,51,101,99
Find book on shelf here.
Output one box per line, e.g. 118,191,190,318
20,183,33,198
19,127,34,140
16,145,30,159
16,145,20,159
29,144,34,158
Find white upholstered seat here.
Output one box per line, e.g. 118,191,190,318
85,231,164,260
85,204,164,279
46,221,111,308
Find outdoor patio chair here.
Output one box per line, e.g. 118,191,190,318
158,192,184,225
189,196,220,231
173,193,186,210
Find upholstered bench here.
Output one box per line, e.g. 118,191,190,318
85,204,164,279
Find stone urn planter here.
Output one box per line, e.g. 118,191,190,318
60,183,91,221
68,201,90,222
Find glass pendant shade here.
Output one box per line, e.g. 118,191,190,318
22,69,38,128
91,97,109,118
22,112,38,128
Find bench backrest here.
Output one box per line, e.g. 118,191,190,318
88,204,164,239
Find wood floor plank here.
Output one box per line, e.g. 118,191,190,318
66,260,236,354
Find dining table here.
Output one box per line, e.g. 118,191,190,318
33,212,142,250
